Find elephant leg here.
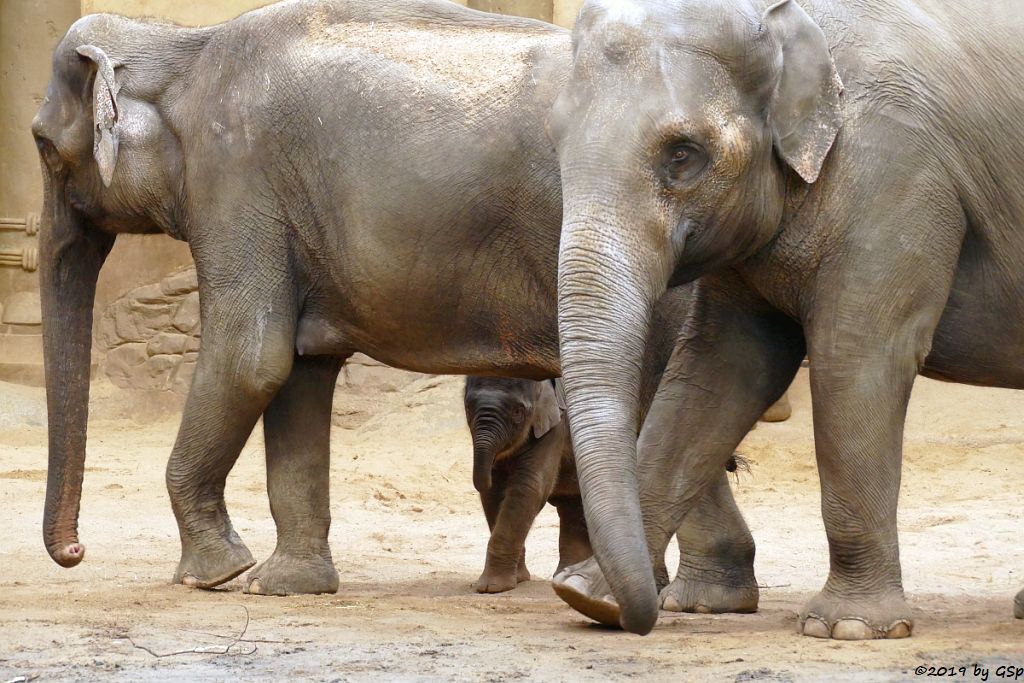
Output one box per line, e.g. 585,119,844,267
552,496,592,574
796,199,963,640
245,354,344,595
553,273,804,626
661,470,758,614
475,437,561,593
168,263,296,588
475,478,529,592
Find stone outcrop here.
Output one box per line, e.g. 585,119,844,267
97,267,201,394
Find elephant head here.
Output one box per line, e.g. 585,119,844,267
31,15,190,568
549,0,842,633
464,378,563,492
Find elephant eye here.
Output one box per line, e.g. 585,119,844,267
510,405,526,424
36,137,65,172
662,141,708,185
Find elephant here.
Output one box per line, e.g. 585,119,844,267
463,376,590,593
546,0,1024,640
33,0,765,605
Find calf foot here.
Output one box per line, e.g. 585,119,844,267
245,549,339,596
475,565,528,594
173,532,255,589
551,557,621,627
799,589,912,639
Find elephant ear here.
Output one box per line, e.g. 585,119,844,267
531,380,563,440
763,0,843,183
76,45,122,187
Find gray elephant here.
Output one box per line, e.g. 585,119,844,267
545,0,1024,640
464,376,590,593
33,0,762,607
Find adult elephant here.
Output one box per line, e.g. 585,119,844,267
549,0,1024,639
32,0,770,604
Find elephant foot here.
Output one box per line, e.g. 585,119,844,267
1013,587,1024,619
474,562,531,594
551,557,621,628
759,393,792,422
173,536,255,589
659,573,759,614
245,549,339,596
798,589,913,639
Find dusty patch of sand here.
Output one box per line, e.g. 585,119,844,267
1,369,1023,681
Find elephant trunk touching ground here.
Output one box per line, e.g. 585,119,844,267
37,166,113,568
556,200,677,635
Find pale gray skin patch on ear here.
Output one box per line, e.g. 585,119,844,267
75,44,121,186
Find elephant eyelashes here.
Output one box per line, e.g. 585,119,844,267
662,142,708,185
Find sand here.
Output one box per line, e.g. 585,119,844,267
1,368,1023,681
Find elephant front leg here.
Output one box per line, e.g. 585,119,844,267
798,348,918,639
797,197,963,640
475,483,532,593
246,355,344,596
168,278,297,588
553,274,804,627
660,470,758,614
476,441,561,593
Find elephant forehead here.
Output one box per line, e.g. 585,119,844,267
576,0,765,76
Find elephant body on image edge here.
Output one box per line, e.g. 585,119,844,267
548,0,1024,639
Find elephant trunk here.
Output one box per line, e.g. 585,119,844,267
557,204,674,636
38,171,113,567
472,436,498,493
470,411,510,493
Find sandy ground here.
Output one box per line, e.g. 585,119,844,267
1,368,1023,681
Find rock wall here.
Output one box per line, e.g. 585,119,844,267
97,268,201,394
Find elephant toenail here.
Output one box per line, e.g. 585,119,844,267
247,579,264,594
662,595,681,611
560,575,590,596
885,621,912,638
832,619,875,640
694,604,711,614
801,616,831,638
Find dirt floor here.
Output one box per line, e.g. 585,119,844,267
1,368,1024,681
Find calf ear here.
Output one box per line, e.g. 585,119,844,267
76,45,122,187
531,380,563,439
763,0,843,183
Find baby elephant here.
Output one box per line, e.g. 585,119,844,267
464,377,590,593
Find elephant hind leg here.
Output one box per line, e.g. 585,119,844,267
660,470,758,614
246,354,345,596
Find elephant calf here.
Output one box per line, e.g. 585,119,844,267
464,377,589,593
